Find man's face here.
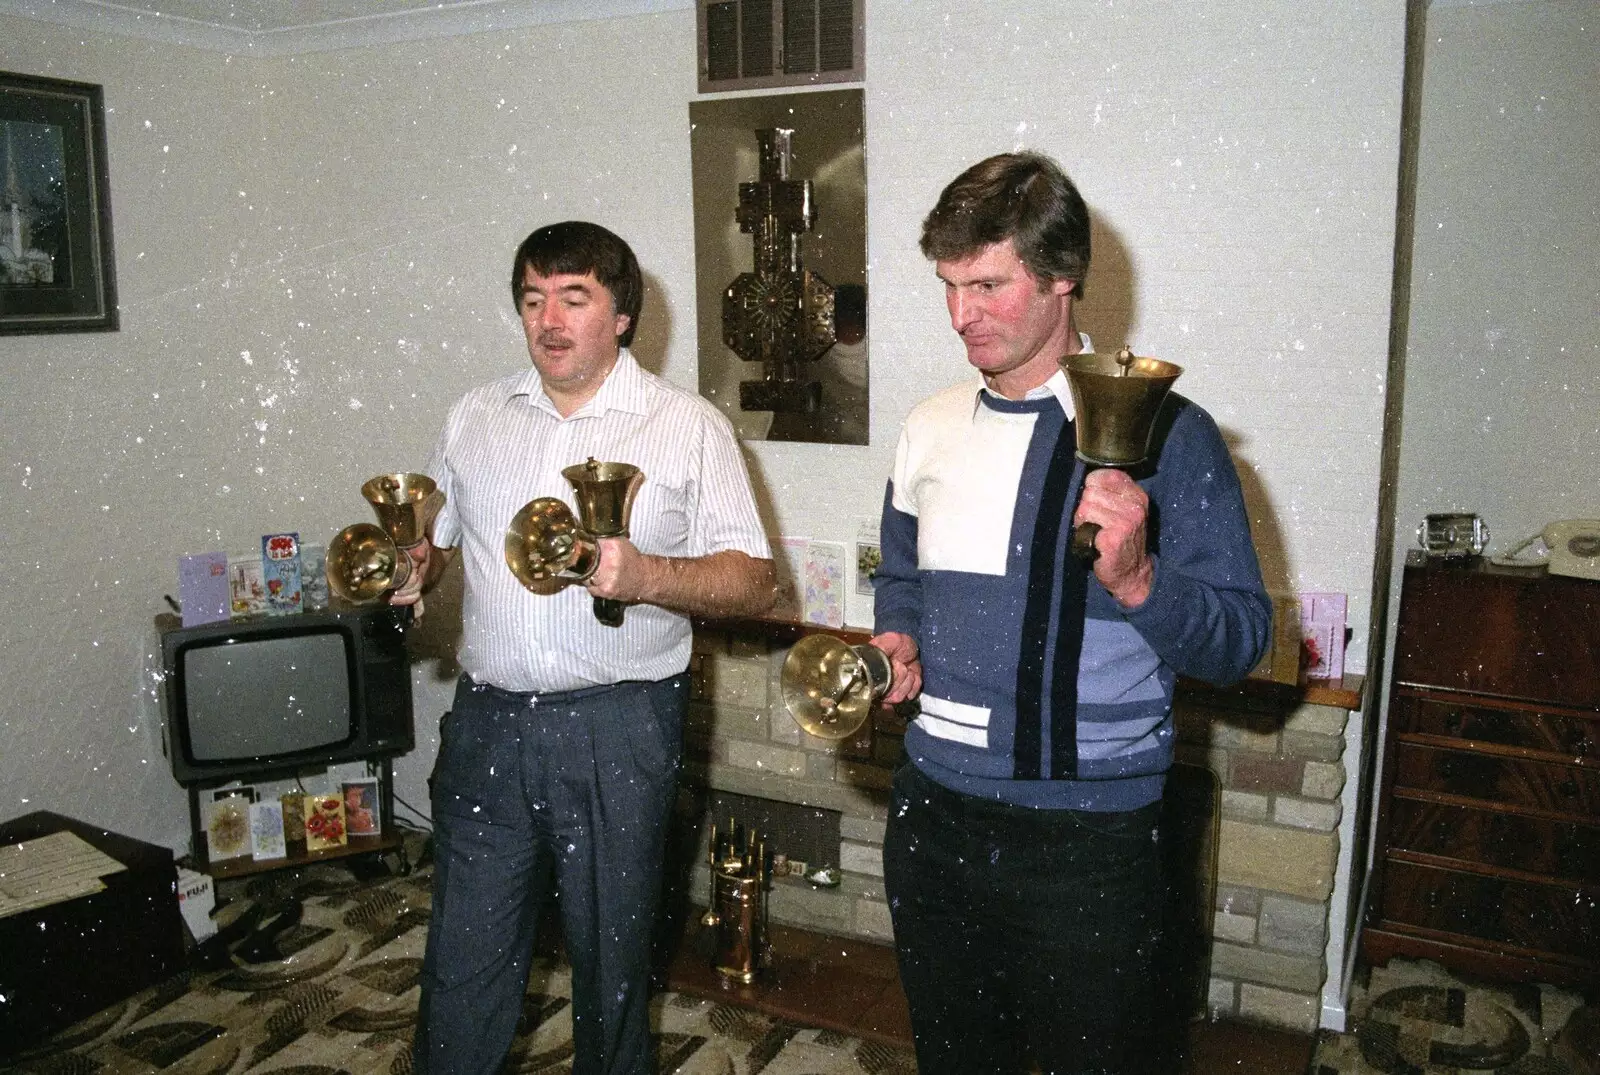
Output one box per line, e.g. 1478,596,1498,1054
935,240,1076,389
517,266,630,397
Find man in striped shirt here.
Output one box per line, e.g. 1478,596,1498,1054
393,221,775,1075
871,153,1270,1072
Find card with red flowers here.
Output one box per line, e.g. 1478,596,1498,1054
302,793,348,852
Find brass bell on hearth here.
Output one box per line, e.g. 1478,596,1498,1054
779,634,894,740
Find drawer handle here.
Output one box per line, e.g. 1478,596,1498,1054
1560,777,1580,797
1444,710,1464,732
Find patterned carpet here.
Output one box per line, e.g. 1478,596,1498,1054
1310,958,1596,1075
0,850,917,1075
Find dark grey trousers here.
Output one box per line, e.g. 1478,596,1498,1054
413,672,686,1075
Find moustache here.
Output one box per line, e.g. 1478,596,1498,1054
537,334,573,349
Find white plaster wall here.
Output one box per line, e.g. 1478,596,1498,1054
1346,0,1600,1026
0,4,1404,889
1396,0,1600,551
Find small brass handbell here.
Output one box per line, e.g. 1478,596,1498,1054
561,459,644,538
326,522,413,603
503,497,601,596
360,472,443,549
561,458,645,627
1061,348,1183,468
779,634,895,740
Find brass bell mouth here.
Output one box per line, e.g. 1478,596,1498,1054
779,634,895,740
504,497,599,596
1061,347,1183,468
326,522,413,603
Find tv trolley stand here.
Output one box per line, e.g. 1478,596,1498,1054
184,756,407,880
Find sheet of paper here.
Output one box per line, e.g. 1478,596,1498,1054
0,830,126,919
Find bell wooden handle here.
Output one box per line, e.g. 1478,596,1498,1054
594,596,625,627
1071,521,1101,563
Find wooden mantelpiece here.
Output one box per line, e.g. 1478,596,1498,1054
694,615,1364,713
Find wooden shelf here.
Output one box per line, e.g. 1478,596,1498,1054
196,831,403,880
695,616,1365,712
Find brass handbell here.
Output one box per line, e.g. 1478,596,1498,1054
326,522,413,602
503,459,645,626
779,634,894,740
1061,347,1183,561
563,459,644,627
562,459,644,539
360,472,442,549
504,498,600,596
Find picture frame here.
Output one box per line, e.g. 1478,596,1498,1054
0,71,119,334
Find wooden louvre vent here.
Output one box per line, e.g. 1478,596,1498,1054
698,0,864,93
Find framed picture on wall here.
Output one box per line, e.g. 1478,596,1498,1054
0,71,119,334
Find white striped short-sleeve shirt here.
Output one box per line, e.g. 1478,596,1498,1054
426,350,771,692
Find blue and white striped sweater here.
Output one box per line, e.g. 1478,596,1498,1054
874,374,1270,811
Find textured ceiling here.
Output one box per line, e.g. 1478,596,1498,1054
0,0,692,54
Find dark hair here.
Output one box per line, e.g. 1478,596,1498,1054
920,152,1090,298
510,221,643,347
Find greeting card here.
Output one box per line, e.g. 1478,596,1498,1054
280,793,306,845
262,532,302,616
803,540,847,628
303,793,348,852
772,537,809,622
205,791,255,861
342,779,381,837
228,554,267,617
178,551,231,626
1298,592,1348,683
249,800,287,861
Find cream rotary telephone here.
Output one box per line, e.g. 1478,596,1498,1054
1491,519,1600,581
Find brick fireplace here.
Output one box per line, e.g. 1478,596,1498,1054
679,619,1360,1034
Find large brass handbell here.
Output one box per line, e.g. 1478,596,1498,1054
326,522,413,602
503,459,644,626
1061,347,1183,562
504,498,601,596
779,634,894,740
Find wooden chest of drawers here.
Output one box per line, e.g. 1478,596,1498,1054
1360,554,1600,986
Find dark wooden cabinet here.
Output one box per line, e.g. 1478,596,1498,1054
1361,553,1600,986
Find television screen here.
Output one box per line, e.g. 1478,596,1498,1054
181,630,352,761
158,604,413,786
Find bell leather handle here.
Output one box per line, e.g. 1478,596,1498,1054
1071,521,1101,564
594,596,626,627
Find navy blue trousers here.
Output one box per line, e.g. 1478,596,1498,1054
883,761,1163,1075
413,672,686,1075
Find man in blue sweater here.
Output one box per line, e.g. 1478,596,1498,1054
871,151,1271,1073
